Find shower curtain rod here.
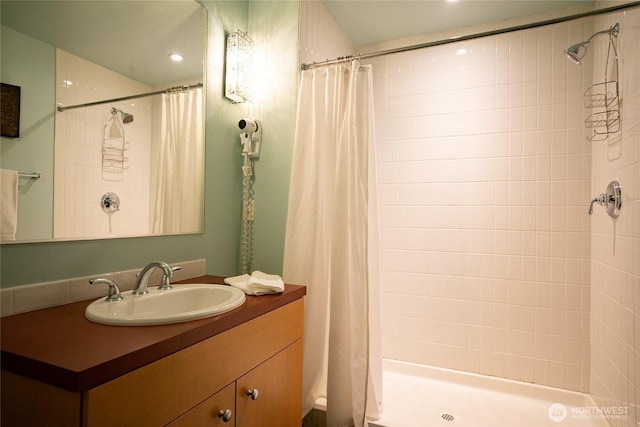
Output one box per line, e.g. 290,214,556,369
56,82,203,112
301,1,640,70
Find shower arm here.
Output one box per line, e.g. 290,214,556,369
565,23,620,65
584,23,619,47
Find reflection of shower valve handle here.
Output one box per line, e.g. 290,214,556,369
101,192,120,213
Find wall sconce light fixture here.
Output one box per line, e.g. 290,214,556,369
225,29,254,103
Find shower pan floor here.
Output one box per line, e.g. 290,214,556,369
369,359,611,427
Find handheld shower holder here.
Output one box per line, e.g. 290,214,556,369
239,118,262,158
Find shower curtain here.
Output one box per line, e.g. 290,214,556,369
283,60,382,427
151,87,203,234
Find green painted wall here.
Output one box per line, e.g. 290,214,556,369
0,25,55,241
0,0,299,288
247,0,299,275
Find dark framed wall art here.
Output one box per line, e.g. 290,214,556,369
1,83,21,138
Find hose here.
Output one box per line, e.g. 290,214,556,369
240,153,255,274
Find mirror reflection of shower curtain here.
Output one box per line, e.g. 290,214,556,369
151,87,203,234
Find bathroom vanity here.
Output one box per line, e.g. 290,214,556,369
1,276,306,426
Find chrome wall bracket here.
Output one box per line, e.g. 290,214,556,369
589,180,621,218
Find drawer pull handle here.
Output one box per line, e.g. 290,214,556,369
218,409,232,422
246,388,259,400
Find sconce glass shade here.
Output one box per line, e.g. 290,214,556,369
225,30,254,103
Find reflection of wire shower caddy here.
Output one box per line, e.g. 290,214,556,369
102,108,130,181
580,23,620,142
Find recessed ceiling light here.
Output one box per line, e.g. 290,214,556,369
169,53,184,62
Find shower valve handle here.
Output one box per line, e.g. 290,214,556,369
588,194,606,215
588,180,622,218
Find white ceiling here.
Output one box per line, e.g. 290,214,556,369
1,1,205,87
322,0,596,47
2,0,604,85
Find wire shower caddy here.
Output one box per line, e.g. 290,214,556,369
583,24,620,142
102,108,129,181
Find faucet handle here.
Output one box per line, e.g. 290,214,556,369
158,266,182,291
588,194,606,215
588,180,622,217
89,278,123,302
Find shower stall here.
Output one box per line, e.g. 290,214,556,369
300,1,640,426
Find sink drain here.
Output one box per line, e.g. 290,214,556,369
440,412,455,422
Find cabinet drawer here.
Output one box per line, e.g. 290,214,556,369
83,299,303,426
167,382,235,427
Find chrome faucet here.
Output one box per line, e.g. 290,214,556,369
132,262,178,295
89,278,123,302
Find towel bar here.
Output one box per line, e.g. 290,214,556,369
17,172,41,179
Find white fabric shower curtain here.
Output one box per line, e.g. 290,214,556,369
283,60,382,427
151,87,203,234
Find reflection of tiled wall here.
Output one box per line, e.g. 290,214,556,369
54,49,151,239
589,8,640,427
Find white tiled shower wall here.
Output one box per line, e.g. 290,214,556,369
301,1,640,403
54,49,152,239
370,18,595,393
589,7,640,427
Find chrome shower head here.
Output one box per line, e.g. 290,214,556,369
111,107,134,124
121,111,134,124
565,23,619,65
565,42,587,64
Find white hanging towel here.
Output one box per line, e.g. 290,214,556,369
224,271,285,295
0,169,18,241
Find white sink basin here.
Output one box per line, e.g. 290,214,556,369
84,284,246,326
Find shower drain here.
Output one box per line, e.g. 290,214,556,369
440,412,455,422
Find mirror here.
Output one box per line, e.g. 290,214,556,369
0,1,206,242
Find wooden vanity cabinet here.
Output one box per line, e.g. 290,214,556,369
169,339,303,427
2,298,304,427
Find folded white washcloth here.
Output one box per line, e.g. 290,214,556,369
248,271,285,294
224,271,284,295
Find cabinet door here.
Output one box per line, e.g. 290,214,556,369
236,339,303,427
167,382,235,427
1,370,81,427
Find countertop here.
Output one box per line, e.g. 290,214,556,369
0,275,306,392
